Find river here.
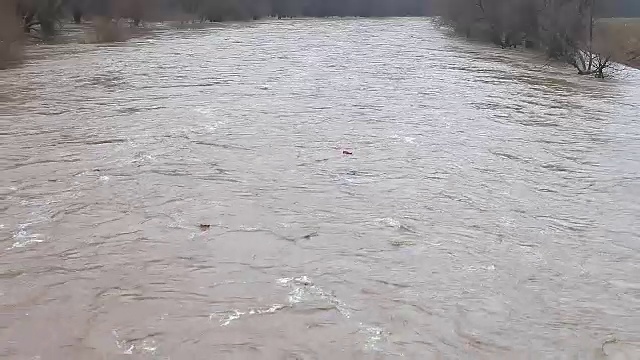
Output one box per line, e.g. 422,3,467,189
1,18,639,359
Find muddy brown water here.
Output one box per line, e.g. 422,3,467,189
1,18,640,360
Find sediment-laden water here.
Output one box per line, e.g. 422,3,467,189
1,18,639,360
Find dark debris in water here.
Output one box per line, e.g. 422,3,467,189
280,231,319,242
389,239,416,247
199,224,211,231
301,232,319,240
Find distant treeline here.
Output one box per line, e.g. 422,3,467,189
3,0,637,73
617,0,640,17
20,0,432,24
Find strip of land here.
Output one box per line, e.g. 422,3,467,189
597,18,640,69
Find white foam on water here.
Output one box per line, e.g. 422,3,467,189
277,276,351,318
112,330,158,355
361,325,388,351
218,309,245,326
7,223,44,250
341,177,355,184
213,277,325,327
376,217,401,228
215,304,288,327
288,287,306,304
140,340,158,354
277,276,390,353
248,304,287,315
277,276,311,286
113,330,128,354
390,133,416,144
7,238,44,250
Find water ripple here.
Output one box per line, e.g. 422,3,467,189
0,18,639,360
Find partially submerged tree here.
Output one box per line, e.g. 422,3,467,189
16,0,66,37
434,0,620,77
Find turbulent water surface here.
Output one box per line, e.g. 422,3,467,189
1,18,640,359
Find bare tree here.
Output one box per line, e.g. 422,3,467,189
434,0,623,77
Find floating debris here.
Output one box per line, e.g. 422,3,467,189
199,224,211,231
301,232,318,240
342,150,353,155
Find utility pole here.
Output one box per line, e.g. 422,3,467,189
589,0,594,48
587,0,595,72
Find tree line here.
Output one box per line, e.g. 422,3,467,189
432,0,638,77
2,0,432,67
617,0,640,17
14,0,432,29
2,0,638,73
